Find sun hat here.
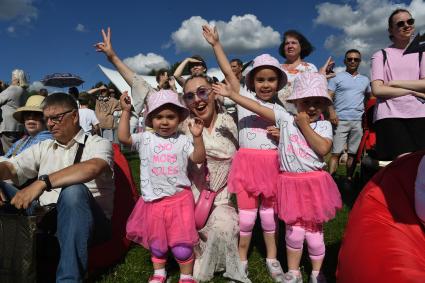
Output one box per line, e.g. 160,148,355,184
13,95,45,123
145,89,189,127
245,54,288,92
286,72,332,103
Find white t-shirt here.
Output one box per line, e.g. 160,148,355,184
237,87,278,149
131,131,194,201
274,105,332,172
79,108,99,135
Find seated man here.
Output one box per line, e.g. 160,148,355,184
0,93,115,282
0,95,52,161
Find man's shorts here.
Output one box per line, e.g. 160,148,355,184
332,120,362,154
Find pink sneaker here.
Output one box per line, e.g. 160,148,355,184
148,274,166,283
178,278,197,283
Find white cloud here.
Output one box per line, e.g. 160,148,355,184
7,26,15,33
0,0,38,23
123,53,170,75
171,14,281,54
75,24,88,32
315,0,425,66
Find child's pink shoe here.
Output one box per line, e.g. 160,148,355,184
148,274,166,283
178,278,197,283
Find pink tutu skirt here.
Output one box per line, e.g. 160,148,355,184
277,170,342,230
228,148,279,198
126,189,199,252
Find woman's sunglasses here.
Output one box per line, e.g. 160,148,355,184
396,18,415,28
183,87,211,105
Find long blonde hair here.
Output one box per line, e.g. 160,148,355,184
11,69,28,88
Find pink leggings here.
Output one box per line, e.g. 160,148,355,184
238,191,277,236
285,224,325,261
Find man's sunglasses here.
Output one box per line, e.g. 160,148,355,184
346,57,361,63
396,18,415,28
183,87,211,105
44,109,75,124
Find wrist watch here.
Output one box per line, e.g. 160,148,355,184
38,174,52,192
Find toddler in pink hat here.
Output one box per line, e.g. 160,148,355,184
118,89,206,283
213,71,341,283
203,24,289,281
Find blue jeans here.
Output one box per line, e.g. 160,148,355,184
0,181,111,283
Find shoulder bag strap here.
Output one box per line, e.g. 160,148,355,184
73,135,88,164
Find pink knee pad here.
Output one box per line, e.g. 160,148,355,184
239,209,257,236
285,225,305,250
259,205,276,233
305,230,325,260
171,244,193,263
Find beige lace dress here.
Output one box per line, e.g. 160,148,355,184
182,112,251,283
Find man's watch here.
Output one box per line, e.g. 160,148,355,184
38,174,52,192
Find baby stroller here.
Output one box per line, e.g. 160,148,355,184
350,98,391,186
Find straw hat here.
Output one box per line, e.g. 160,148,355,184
13,95,45,123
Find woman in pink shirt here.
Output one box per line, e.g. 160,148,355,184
371,8,425,160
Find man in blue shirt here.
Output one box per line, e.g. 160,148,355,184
328,49,371,180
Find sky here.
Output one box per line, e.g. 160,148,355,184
1,0,424,92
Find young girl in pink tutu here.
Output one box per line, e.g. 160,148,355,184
213,71,342,283
202,26,288,281
120,89,205,283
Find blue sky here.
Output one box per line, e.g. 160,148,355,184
0,0,422,91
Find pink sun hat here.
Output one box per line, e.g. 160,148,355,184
245,54,287,92
145,89,189,127
286,72,332,103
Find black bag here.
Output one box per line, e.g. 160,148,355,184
0,205,37,283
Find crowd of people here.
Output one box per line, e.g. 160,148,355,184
0,7,424,283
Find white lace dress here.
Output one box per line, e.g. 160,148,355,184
182,113,251,283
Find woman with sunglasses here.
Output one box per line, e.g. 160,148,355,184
371,8,425,161
180,73,251,283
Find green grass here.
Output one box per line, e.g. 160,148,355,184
95,153,357,283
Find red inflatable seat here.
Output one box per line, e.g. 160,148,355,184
88,144,139,271
337,151,425,282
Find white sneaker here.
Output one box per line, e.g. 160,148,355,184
266,260,285,282
309,272,327,283
283,271,302,283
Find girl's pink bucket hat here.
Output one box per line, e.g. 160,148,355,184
145,89,189,127
286,72,332,103
245,54,287,92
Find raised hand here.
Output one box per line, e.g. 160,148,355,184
212,81,233,98
119,91,132,112
94,27,116,58
202,25,219,46
319,56,336,79
294,111,311,128
189,117,204,137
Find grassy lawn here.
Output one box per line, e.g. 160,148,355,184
96,153,358,283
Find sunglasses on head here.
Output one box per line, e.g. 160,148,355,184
396,18,415,28
183,87,211,105
346,57,361,63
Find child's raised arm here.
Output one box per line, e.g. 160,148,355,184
94,27,135,86
202,25,240,93
117,91,133,146
188,117,206,164
295,112,332,157
213,81,276,123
